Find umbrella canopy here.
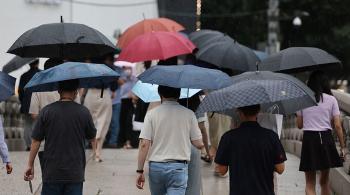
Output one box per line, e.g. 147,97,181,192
117,17,184,48
253,50,269,60
138,65,233,90
189,29,224,49
258,47,341,73
25,62,119,92
195,36,260,71
197,71,316,115
7,22,118,59
132,80,201,102
118,31,195,62
2,56,37,73
0,71,16,102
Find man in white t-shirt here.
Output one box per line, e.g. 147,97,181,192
136,85,204,195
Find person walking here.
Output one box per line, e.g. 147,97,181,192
296,71,346,195
0,115,12,174
215,104,287,195
136,85,204,195
118,66,137,149
83,54,117,162
24,79,96,195
18,59,40,150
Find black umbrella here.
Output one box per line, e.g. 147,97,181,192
7,22,118,59
258,47,342,73
2,56,36,73
189,29,224,49
195,36,260,71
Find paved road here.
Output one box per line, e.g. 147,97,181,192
0,150,316,195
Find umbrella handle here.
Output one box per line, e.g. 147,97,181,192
100,88,104,98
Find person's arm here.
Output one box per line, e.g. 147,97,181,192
274,163,285,174
296,115,303,129
136,112,153,189
0,120,12,174
191,139,204,149
136,139,151,190
333,116,346,157
24,139,40,181
190,114,204,149
198,121,210,156
214,133,230,176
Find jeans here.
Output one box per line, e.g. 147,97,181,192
186,147,201,195
149,162,188,195
41,183,83,195
108,103,121,144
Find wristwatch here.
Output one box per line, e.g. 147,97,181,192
136,169,144,174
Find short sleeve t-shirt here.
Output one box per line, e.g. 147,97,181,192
32,101,96,183
296,93,340,131
215,121,287,195
139,101,202,162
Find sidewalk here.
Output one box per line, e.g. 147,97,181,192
1,150,312,195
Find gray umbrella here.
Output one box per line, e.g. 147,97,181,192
2,56,36,73
196,71,316,115
7,22,118,59
195,36,260,71
258,47,341,73
189,29,224,49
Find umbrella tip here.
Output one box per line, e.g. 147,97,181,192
60,16,63,23
142,13,146,20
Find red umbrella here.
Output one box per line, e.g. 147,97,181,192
117,18,184,48
118,31,195,63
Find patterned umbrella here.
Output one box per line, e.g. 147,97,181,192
197,71,316,115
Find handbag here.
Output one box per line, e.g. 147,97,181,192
257,105,283,138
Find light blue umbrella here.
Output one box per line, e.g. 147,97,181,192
253,50,269,61
0,71,16,102
132,80,201,102
138,65,233,90
25,62,119,92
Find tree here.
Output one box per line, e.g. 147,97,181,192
201,0,350,79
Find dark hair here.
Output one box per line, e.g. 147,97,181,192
158,85,181,99
157,56,178,65
29,59,39,67
237,104,261,116
58,79,79,92
307,70,332,102
178,93,201,112
44,58,63,70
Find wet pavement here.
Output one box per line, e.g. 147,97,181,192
0,149,315,195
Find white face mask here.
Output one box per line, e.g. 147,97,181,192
125,69,132,76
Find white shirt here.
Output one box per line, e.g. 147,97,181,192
139,101,202,162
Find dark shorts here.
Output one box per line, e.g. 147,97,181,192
41,182,83,195
299,130,342,172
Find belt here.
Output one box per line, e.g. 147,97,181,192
150,160,188,164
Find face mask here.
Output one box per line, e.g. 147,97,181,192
125,69,132,76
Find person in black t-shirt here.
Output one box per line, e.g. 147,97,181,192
215,104,287,195
24,79,96,195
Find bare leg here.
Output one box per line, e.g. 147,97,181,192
305,171,316,195
320,169,331,195
95,138,103,162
